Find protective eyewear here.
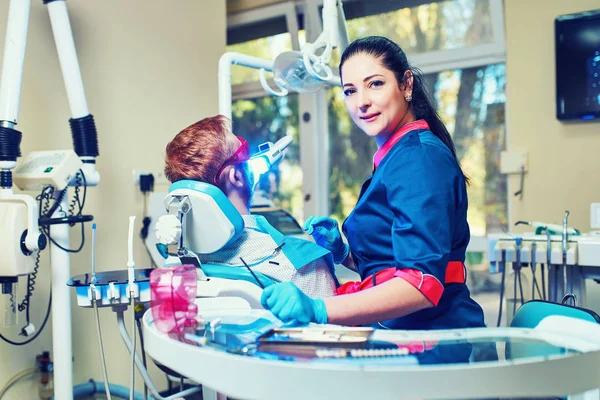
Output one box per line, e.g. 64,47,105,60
213,136,250,185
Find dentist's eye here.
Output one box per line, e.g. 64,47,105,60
369,80,384,88
343,88,356,96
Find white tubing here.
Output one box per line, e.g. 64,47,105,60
46,1,89,118
218,52,273,120
127,216,135,286
0,0,31,123
50,195,73,400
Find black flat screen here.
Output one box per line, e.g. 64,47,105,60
555,9,600,121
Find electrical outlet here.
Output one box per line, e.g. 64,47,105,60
132,169,169,186
500,151,528,174
591,203,600,229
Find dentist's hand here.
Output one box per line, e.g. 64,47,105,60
303,216,349,264
260,282,328,325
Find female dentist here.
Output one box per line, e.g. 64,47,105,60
261,36,485,332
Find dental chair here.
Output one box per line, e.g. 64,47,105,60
506,300,600,400
507,300,600,360
155,179,276,309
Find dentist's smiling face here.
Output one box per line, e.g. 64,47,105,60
341,53,414,147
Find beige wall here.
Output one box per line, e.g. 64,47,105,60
0,0,225,397
505,0,600,232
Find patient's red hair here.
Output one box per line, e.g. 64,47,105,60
164,115,237,184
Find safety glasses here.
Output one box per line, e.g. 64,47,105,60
213,136,250,185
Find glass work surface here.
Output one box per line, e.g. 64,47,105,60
170,309,584,368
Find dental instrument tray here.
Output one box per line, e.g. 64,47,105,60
257,326,374,349
67,268,153,307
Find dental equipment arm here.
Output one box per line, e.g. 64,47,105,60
302,0,349,82
0,1,100,398
260,0,348,96
515,220,579,235
0,0,45,306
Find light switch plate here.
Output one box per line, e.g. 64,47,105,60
500,151,528,174
591,203,600,229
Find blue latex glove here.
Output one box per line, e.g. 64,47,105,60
260,282,328,325
303,216,349,264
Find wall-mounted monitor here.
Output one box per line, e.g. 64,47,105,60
555,9,600,121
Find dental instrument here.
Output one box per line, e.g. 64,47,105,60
515,220,579,236
489,210,600,311
90,223,112,400
239,257,265,289
248,135,293,180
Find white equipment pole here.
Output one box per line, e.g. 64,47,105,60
44,1,99,399
218,52,273,120
49,195,73,400
0,0,30,126
46,0,89,118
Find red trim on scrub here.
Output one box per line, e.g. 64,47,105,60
373,120,430,169
335,261,466,307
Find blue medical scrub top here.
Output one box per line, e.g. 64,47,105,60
342,128,485,331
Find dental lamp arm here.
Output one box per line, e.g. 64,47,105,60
259,68,288,97
300,0,347,82
0,0,44,254
46,1,100,186
320,0,348,52
336,0,350,53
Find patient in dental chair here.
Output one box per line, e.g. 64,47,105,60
163,115,338,298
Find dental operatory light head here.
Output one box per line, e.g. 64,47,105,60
259,0,349,96
248,135,293,178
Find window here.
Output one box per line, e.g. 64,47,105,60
231,94,304,223
345,0,495,55
227,4,305,222
227,0,507,235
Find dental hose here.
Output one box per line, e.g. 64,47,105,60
91,224,112,400
513,267,518,318
130,295,136,400
496,250,507,327
93,293,112,400
541,264,546,300
517,269,525,305
127,216,137,400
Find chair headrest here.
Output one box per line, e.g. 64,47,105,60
167,180,244,254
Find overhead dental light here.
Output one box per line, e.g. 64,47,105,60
260,0,350,96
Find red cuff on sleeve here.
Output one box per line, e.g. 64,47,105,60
393,269,444,306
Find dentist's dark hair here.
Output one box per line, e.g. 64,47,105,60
339,36,468,184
